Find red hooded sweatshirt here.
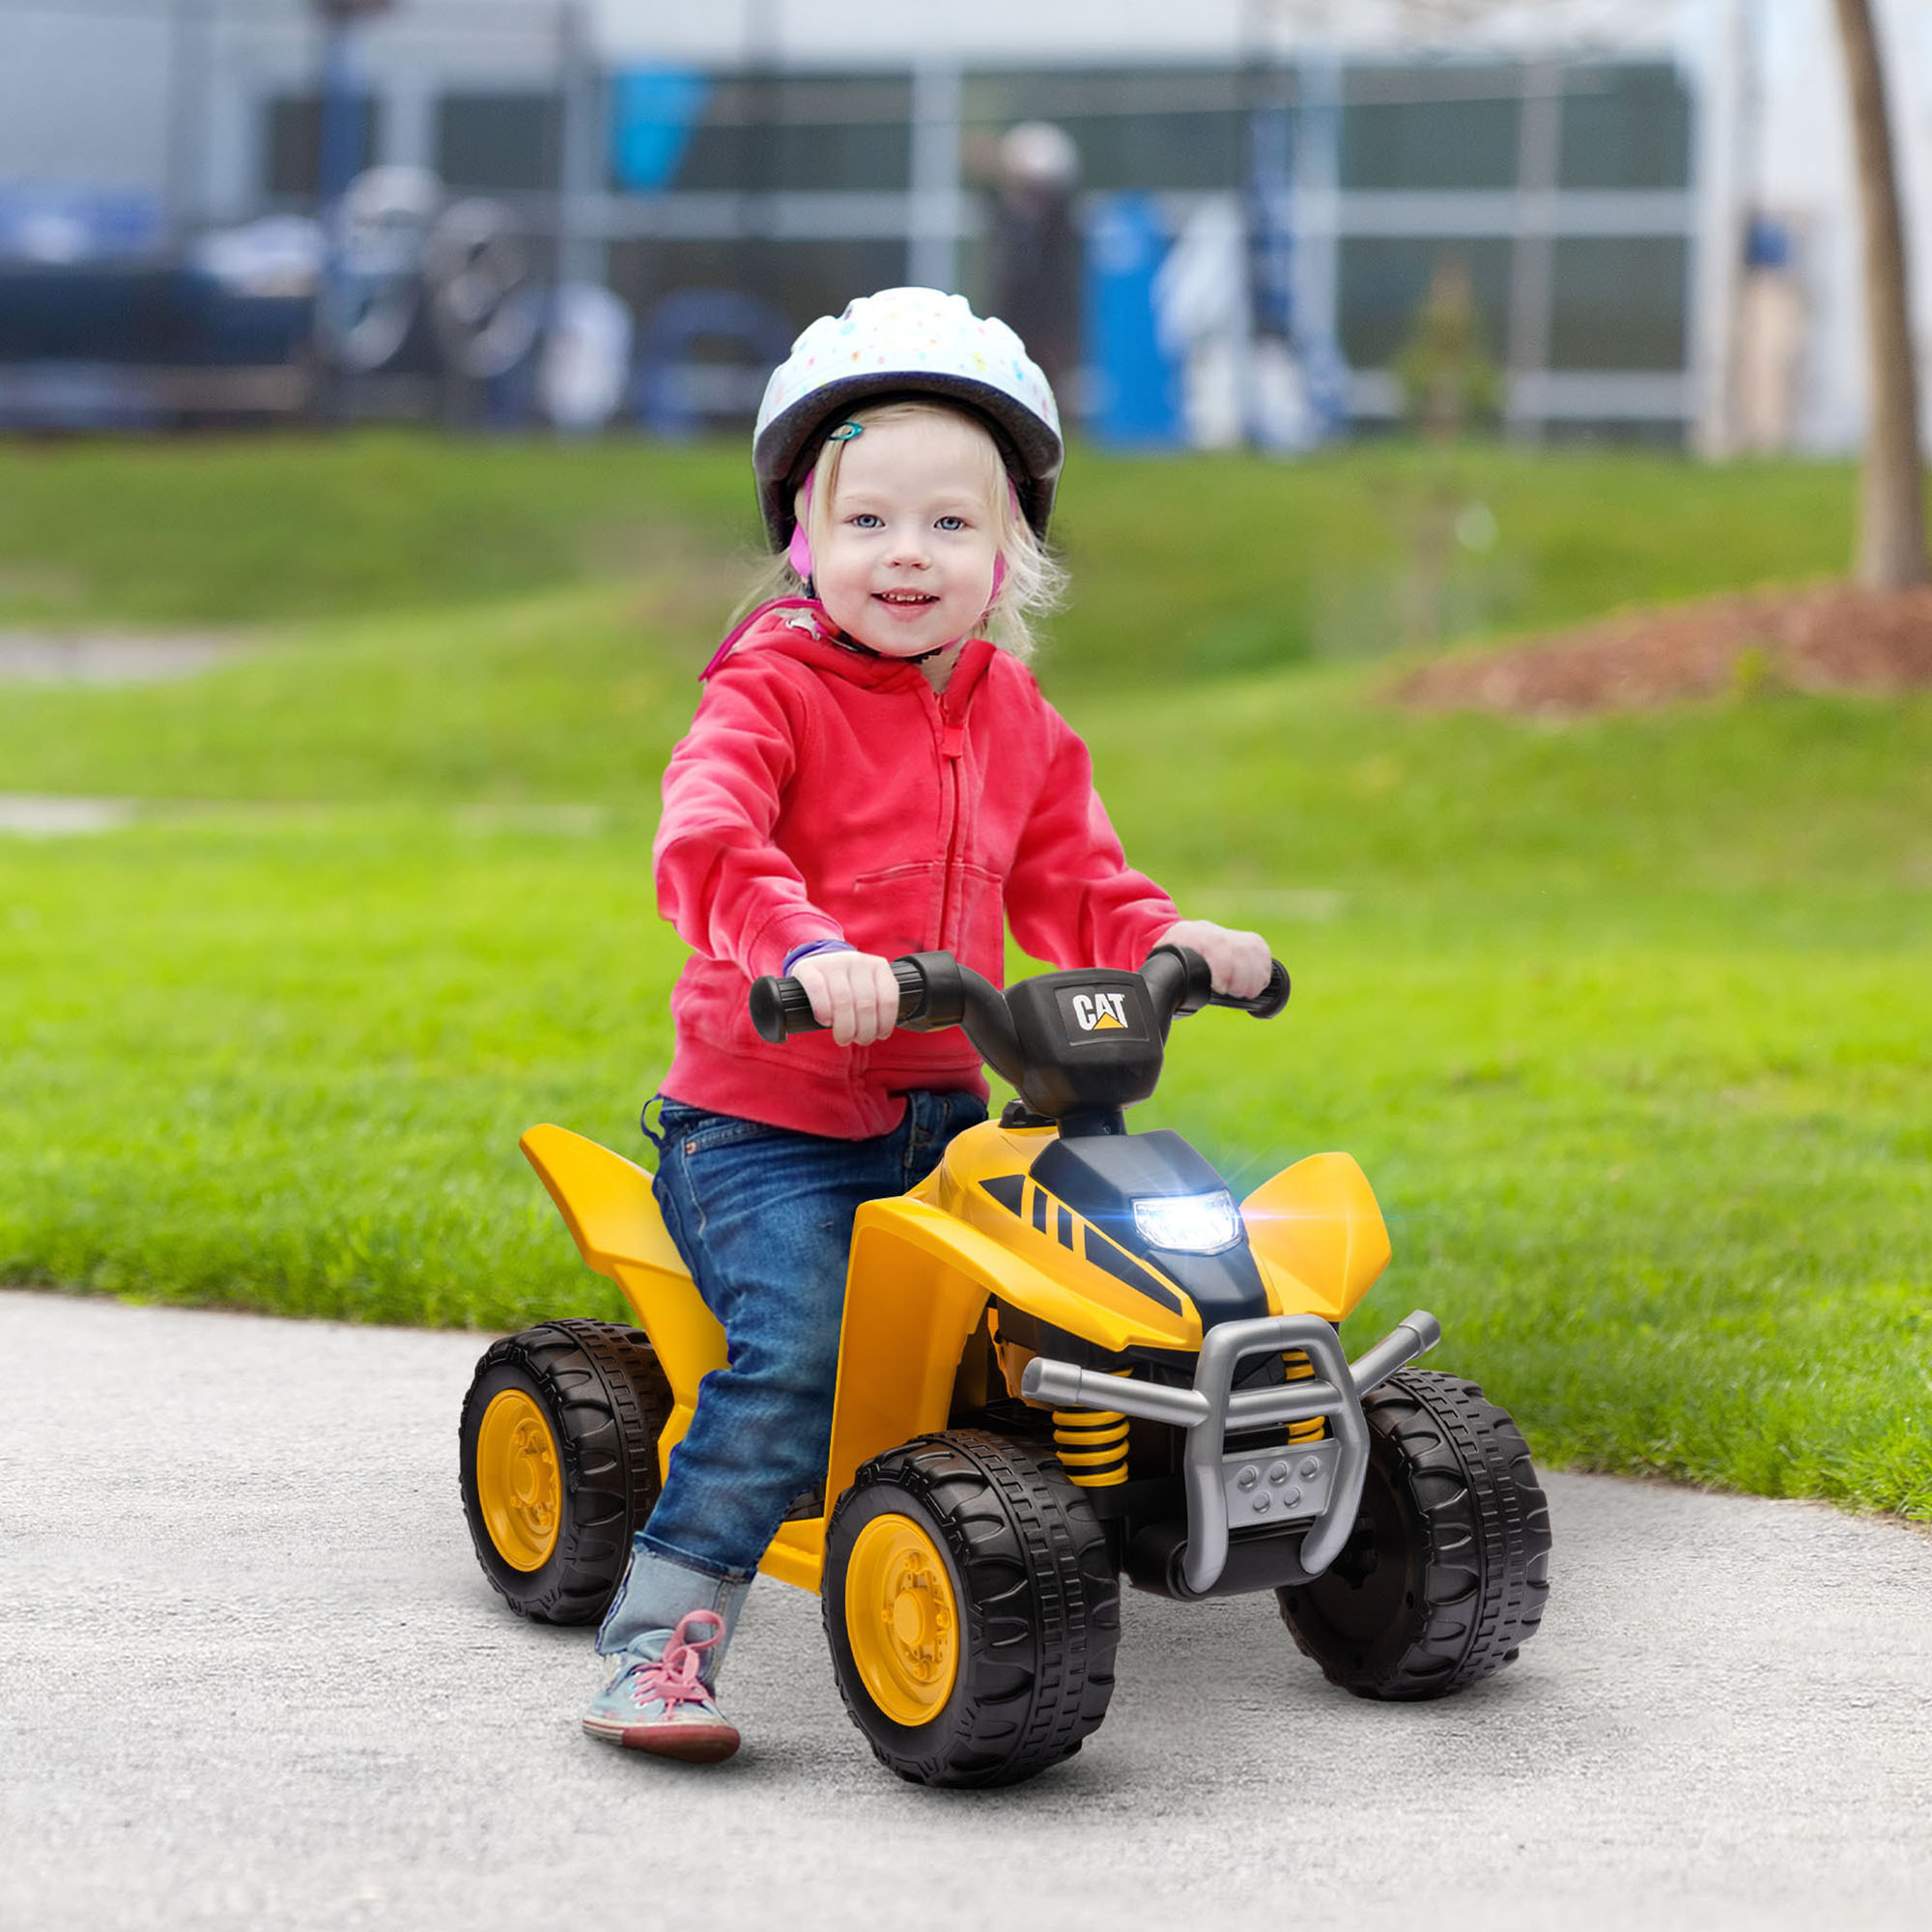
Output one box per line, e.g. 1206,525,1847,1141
653,604,1181,1137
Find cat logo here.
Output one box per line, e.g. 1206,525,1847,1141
1069,990,1131,1033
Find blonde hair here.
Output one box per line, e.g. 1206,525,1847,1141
736,397,1065,661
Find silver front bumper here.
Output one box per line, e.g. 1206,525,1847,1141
1020,1309,1441,1594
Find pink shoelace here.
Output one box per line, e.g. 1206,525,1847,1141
630,1609,724,1713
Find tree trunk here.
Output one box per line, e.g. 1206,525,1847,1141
1833,0,1927,586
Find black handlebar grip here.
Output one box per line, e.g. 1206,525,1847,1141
748,973,821,1042
1206,958,1291,1019
748,958,933,1044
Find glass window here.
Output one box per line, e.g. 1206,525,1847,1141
1341,69,1520,191
668,74,912,192
264,94,380,199
965,67,1244,126
1558,65,1691,190
437,94,561,193
1337,237,1512,371
964,68,1244,191
1548,237,1688,369
1052,112,1241,191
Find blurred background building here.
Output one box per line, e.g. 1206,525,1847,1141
0,0,1917,454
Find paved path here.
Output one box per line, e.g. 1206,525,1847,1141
4,1288,1928,1932
0,632,243,685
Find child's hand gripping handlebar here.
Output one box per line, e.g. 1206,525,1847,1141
749,956,936,1043
1202,959,1293,1018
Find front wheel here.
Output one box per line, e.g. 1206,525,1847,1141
458,1320,671,1625
823,1431,1120,1788
1278,1367,1551,1700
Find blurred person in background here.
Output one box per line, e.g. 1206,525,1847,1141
989,122,1083,403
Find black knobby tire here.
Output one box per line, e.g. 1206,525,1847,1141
458,1319,672,1625
823,1430,1121,1788
1277,1367,1551,1701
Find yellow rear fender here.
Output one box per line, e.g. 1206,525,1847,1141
520,1123,817,1594
1241,1152,1393,1322
517,1124,726,1443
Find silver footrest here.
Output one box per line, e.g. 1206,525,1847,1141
1222,1437,1339,1529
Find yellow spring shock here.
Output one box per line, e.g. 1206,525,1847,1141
1053,1370,1131,1488
1283,1348,1325,1444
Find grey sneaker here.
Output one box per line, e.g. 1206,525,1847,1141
582,1609,739,1762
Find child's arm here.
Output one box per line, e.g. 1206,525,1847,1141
653,668,845,979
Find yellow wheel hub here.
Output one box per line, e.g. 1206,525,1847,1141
843,1513,960,1726
475,1387,562,1571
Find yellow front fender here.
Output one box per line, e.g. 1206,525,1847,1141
1241,1151,1393,1321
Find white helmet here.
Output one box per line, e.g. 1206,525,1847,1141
752,286,1064,552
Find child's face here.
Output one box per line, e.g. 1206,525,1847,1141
808,412,1002,658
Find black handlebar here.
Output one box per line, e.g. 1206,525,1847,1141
749,948,1289,1045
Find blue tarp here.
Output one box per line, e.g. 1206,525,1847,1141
610,69,710,192
1083,192,1181,448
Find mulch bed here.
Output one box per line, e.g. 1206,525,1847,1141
1390,583,1932,717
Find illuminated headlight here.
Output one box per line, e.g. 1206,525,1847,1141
1132,1191,1242,1255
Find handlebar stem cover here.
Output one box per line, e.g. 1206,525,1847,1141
895,951,966,1032
1142,944,1215,1035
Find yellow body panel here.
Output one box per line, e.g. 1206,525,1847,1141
821,1197,1007,1519
1240,1151,1393,1322
759,1519,826,1591
916,1120,1203,1352
522,1120,1394,1601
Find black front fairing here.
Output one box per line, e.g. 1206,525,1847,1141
1030,1129,1269,1331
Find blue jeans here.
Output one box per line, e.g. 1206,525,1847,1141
633,1088,986,1586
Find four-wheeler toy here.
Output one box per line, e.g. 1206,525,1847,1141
459,945,1552,1787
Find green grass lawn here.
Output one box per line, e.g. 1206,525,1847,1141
0,430,1863,684
1,436,1927,1520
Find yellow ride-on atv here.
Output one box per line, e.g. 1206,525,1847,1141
460,946,1552,1786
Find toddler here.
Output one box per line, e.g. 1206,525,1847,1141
584,287,1269,1761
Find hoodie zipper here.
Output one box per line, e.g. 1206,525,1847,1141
933,693,968,951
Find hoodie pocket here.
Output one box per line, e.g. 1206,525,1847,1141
947,862,1007,973
845,859,1007,971
843,862,941,962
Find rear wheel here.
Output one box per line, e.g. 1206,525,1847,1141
1278,1368,1551,1700
459,1319,671,1625
824,1431,1120,1787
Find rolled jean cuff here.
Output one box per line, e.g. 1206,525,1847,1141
634,1527,756,1590
598,1539,753,1666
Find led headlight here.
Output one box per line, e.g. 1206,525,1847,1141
1132,1190,1242,1255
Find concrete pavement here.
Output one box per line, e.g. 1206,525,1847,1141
4,1286,1928,1932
